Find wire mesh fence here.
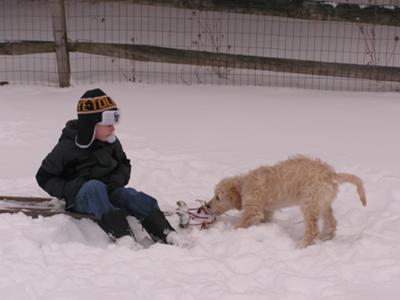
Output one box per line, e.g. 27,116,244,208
1,0,400,91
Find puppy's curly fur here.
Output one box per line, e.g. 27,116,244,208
207,155,366,247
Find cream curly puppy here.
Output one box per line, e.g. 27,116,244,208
207,155,366,247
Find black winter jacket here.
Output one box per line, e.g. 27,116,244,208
36,120,131,209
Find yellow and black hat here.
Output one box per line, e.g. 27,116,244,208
76,88,119,148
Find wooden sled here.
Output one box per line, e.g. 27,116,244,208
0,195,154,247
0,195,95,219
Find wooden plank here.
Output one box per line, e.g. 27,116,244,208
0,195,52,202
2,40,400,82
102,0,400,27
49,0,71,87
0,208,95,220
0,41,55,55
69,41,400,82
0,196,95,220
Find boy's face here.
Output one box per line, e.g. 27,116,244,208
95,124,115,142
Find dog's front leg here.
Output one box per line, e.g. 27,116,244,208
235,204,264,229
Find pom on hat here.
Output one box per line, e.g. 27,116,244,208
76,88,119,148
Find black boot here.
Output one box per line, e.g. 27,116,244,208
141,209,175,243
98,210,133,241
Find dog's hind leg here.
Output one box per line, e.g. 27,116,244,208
320,206,337,241
300,201,320,247
319,184,338,241
262,209,274,223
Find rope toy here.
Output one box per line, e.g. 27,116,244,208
176,200,216,229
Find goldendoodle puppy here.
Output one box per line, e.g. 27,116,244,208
207,155,366,247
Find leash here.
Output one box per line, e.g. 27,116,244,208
175,200,216,230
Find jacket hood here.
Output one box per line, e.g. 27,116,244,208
59,120,78,142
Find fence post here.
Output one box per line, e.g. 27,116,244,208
49,0,70,87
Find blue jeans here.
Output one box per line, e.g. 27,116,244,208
73,180,160,221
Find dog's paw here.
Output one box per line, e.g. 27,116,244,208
234,214,263,229
296,239,317,249
319,232,336,241
234,221,252,229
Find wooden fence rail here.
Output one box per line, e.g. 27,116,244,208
2,40,400,83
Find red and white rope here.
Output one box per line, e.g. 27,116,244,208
176,200,216,229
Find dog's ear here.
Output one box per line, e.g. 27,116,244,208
228,179,241,210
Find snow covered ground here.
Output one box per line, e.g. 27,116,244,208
0,83,400,300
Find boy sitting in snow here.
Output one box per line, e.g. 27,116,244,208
36,88,182,246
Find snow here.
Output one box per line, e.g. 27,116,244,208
1,83,400,299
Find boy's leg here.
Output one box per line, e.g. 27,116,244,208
110,187,175,243
74,179,115,219
74,180,132,240
109,187,159,220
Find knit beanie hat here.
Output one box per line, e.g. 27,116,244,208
76,88,119,148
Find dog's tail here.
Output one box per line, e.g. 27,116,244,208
334,173,367,206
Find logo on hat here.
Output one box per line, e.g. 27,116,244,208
77,92,117,114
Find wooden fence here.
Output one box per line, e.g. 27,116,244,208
1,0,400,88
